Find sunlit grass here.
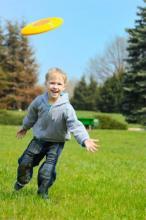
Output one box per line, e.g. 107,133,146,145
0,125,145,220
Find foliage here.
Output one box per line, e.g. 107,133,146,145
96,73,124,113
95,114,128,130
0,109,127,130
0,109,26,125
0,20,43,110
122,2,146,125
71,76,98,111
74,36,127,113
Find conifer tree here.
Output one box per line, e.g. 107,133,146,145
71,76,98,110
97,73,124,113
122,2,146,124
71,76,88,110
86,76,98,111
0,21,38,109
0,21,12,108
0,22,6,68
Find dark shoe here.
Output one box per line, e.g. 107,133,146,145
14,182,24,191
37,192,49,200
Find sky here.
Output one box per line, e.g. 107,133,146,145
0,0,145,84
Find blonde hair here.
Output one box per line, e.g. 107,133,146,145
45,67,68,84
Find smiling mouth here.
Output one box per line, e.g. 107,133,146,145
51,91,59,94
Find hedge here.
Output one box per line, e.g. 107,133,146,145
0,109,128,130
0,109,25,125
95,114,128,130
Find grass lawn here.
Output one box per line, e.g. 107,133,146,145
0,125,145,220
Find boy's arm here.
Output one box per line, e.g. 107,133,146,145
16,98,38,139
22,98,38,130
65,105,100,152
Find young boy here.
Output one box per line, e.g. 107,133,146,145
14,67,99,199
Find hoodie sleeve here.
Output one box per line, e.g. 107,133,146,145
65,104,89,146
22,97,38,130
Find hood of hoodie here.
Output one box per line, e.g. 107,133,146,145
42,92,69,107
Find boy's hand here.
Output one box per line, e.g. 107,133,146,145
84,139,100,153
16,128,27,139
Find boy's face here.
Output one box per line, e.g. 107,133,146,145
46,72,66,102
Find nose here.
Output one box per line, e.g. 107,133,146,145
52,84,58,89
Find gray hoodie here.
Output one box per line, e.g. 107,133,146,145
23,92,89,146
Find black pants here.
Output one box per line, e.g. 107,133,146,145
16,137,64,194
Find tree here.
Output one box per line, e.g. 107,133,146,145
86,76,98,111
71,76,88,110
0,21,10,108
0,21,6,69
85,36,128,83
97,73,124,113
0,21,39,109
122,2,146,124
71,76,98,110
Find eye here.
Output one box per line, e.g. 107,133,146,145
50,82,55,85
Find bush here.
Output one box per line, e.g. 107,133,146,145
0,109,128,130
95,114,128,130
0,109,25,125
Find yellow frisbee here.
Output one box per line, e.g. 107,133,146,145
21,17,63,36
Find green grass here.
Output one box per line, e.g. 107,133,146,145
0,125,145,220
